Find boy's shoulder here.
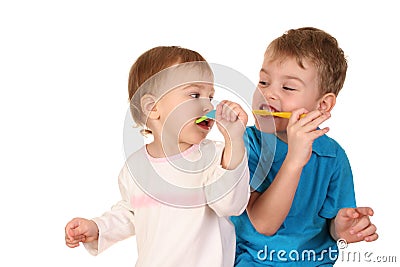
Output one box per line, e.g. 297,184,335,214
313,133,347,158
245,125,347,159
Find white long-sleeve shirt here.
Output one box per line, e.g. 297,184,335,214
84,140,250,267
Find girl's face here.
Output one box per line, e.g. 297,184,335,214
252,54,321,133
155,82,215,152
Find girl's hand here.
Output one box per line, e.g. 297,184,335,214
65,217,99,248
285,108,331,168
215,100,248,142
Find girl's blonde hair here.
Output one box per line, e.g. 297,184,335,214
128,46,208,134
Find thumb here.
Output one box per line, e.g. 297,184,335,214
66,218,84,238
355,207,374,216
338,208,359,220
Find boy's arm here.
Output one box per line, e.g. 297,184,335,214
247,109,330,235
330,207,378,243
247,159,303,235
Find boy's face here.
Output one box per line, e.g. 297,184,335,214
253,53,321,133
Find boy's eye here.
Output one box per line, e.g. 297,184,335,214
283,86,296,91
209,96,214,101
190,93,200,98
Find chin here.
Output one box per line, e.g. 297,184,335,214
255,118,276,133
179,134,207,146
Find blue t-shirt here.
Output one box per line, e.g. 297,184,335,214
231,126,356,266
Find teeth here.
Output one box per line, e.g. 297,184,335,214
260,104,278,112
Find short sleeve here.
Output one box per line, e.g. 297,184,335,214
319,147,356,219
244,127,261,180
244,127,275,193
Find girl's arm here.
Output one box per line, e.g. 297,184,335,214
206,101,250,217
217,100,248,170
83,164,136,255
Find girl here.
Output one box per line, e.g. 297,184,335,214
65,46,250,267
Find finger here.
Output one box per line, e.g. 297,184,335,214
218,101,235,122
288,108,309,126
217,100,230,121
339,207,359,220
350,216,371,234
237,107,248,125
68,225,84,238
66,235,84,244
65,219,80,239
65,219,80,231
309,127,330,140
229,105,245,122
300,111,331,132
292,109,322,126
364,233,379,242
357,224,377,239
68,232,86,241
223,101,239,122
65,234,84,247
68,220,90,240
215,102,224,121
355,207,374,216
66,242,80,248
66,238,82,248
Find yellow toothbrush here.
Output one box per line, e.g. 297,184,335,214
196,110,306,124
252,110,306,119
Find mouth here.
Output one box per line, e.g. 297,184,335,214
259,104,279,114
196,117,214,130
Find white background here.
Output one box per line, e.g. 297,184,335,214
0,0,398,266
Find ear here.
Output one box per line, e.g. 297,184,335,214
317,93,336,113
140,94,160,120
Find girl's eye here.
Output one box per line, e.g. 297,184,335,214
209,96,214,101
190,93,200,98
259,81,268,86
283,86,296,91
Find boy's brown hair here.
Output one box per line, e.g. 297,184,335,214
265,27,347,96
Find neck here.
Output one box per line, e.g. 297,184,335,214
146,135,193,158
275,131,288,143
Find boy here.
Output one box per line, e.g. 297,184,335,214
231,27,378,266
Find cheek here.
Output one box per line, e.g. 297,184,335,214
163,99,200,122
252,89,264,109
281,95,311,111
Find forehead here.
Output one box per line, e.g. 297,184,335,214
161,64,212,89
261,54,316,77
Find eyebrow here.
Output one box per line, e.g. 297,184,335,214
183,83,215,93
260,68,305,85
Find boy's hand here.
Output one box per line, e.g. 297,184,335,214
332,207,378,243
65,217,99,248
215,100,248,141
285,108,330,168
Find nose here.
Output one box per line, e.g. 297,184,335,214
202,98,214,113
262,85,278,101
